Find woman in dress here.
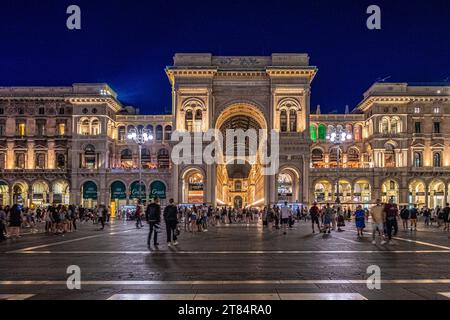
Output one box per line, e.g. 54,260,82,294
354,205,366,237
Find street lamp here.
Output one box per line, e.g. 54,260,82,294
326,125,352,205
127,127,153,203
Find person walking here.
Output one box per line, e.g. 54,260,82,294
97,205,106,230
371,199,386,245
410,204,418,231
354,205,366,237
146,198,161,247
280,202,292,235
309,202,321,233
384,198,399,245
323,203,333,234
135,200,144,229
164,198,179,247
400,205,410,231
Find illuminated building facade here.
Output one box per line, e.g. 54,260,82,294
0,54,449,211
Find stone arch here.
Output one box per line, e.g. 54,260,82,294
180,166,206,204
215,102,268,130
277,166,301,203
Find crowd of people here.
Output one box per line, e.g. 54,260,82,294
1,198,449,245
0,204,113,241
307,199,450,244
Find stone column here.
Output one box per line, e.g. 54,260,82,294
172,164,179,203
27,141,35,169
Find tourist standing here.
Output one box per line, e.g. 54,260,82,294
323,203,333,234
97,205,106,230
164,199,179,247
309,202,321,233
371,199,386,245
280,202,292,235
354,205,366,237
384,199,399,245
400,205,410,230
146,198,161,247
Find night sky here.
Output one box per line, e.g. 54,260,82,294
1,0,449,114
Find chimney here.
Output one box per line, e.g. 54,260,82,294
316,105,321,115
345,105,350,114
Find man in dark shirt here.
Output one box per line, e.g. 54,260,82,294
146,198,161,248
164,199,179,247
384,199,399,244
310,202,321,234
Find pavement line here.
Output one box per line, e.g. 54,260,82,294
346,229,450,250
8,250,450,255
0,294,35,300
438,292,450,299
1,279,449,286
6,229,135,253
107,293,367,300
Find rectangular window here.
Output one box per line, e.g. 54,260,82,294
0,108,4,115
434,122,441,134
58,123,66,136
0,123,5,137
36,120,46,137
414,122,421,134
434,107,440,114
414,107,420,114
17,122,26,137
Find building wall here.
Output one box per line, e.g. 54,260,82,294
1,59,450,209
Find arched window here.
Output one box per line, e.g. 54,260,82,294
235,180,242,192
289,110,297,132
155,125,163,141
120,149,133,169
433,152,442,167
347,148,360,168
146,125,154,137
414,152,423,168
391,117,400,134
91,119,100,135
380,117,389,134
157,149,170,169
311,148,324,168
354,124,363,141
280,110,288,132
329,147,340,168
164,125,172,141
141,148,152,169
81,119,90,135
318,124,327,141
310,124,317,141
185,110,193,132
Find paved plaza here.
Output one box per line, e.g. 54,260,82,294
0,219,449,300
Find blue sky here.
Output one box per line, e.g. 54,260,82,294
0,0,449,114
